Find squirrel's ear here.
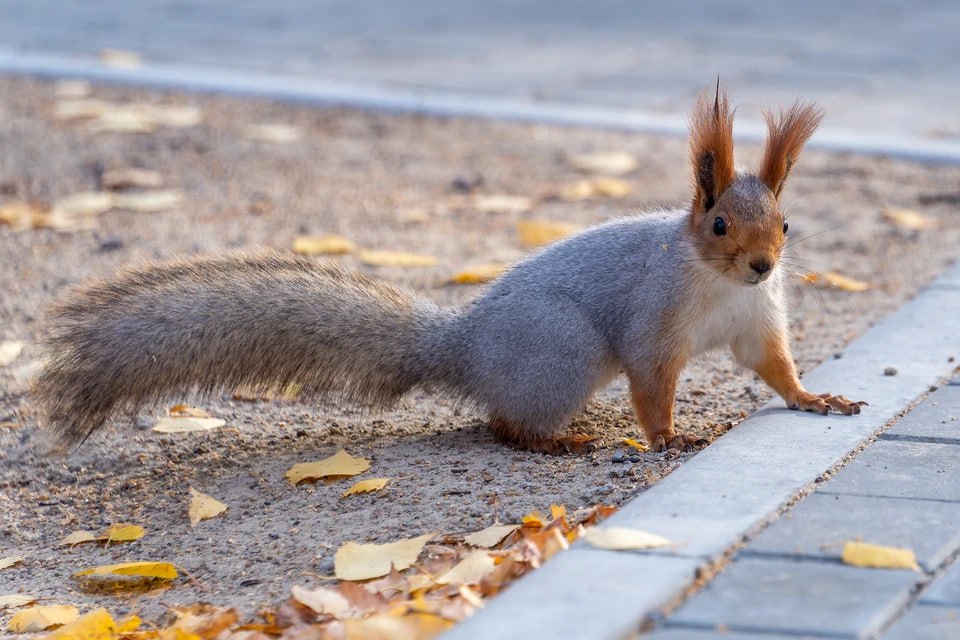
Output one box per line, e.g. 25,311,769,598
758,102,823,199
689,84,736,214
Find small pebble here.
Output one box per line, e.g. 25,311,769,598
611,449,628,463
884,366,898,376
629,454,641,463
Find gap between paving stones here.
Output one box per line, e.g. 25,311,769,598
447,264,960,639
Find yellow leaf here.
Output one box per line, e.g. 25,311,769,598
99,523,145,543
244,123,302,144
472,194,535,214
293,235,357,255
0,341,24,367
622,437,650,452
111,190,183,212
549,504,567,521
0,555,25,570
290,585,351,618
116,615,141,633
102,168,164,190
802,271,870,292
47,608,115,639
169,405,211,418
99,49,143,69
0,594,35,609
448,263,509,284
54,80,92,99
342,478,391,497
567,150,638,175
59,530,97,546
286,449,371,485
189,488,228,526
153,416,226,433
464,524,519,548
882,207,934,231
334,532,434,580
841,541,919,570
8,605,79,632
74,561,178,580
521,510,546,527
343,612,453,640
436,550,496,586
516,220,583,247
358,250,438,268
581,527,673,550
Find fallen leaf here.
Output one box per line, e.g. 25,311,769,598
0,201,36,230
358,250,438,268
458,585,485,609
116,615,141,633
882,207,934,231
841,541,919,570
448,263,508,284
343,612,453,640
464,524,519,548
558,178,632,200
521,510,547,527
54,80,91,99
111,189,183,212
567,150,637,175
102,168,164,190
802,271,870,292
293,235,357,256
342,478,391,497
153,416,226,433
100,523,145,543
54,99,110,120
286,449,371,485
0,341,24,367
46,608,115,639
169,404,211,418
99,49,143,69
8,605,79,632
52,191,113,217
0,594,35,609
516,220,583,247
87,108,155,134
244,123,302,144
622,438,649,452
334,533,434,580
549,505,567,521
472,194,535,214
189,488,229,526
74,561,178,580
436,550,497,585
143,104,202,128
60,530,97,547
581,526,673,550
290,585,351,619
0,555,25,570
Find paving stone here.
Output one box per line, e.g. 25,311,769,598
884,384,960,442
883,604,960,640
669,557,919,638
647,628,814,639
921,562,960,606
745,493,960,572
819,440,960,502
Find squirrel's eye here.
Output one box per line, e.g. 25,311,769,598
713,217,727,236
783,222,789,234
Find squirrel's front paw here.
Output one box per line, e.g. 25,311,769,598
652,432,709,453
791,392,868,416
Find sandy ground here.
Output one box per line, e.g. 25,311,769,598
1,75,959,626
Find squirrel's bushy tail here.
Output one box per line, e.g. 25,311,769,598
36,252,462,447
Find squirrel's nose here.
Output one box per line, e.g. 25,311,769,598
750,258,772,275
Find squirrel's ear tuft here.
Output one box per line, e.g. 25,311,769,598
689,83,736,214
758,102,823,199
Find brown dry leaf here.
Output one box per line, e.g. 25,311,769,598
0,555,25,570
881,207,935,231
54,98,110,120
841,541,919,570
60,530,97,547
8,605,79,633
464,524,519,548
622,437,650,452
99,49,143,68
153,416,226,433
112,189,183,212
102,168,164,190
581,526,673,551
558,178,632,200
436,550,497,586
46,607,115,639
472,194,535,214
802,271,870,292
99,523,145,543
567,150,638,175
286,449,371,485
0,201,36,230
52,191,114,217
167,604,239,639
74,561,178,580
290,585,351,619
447,263,508,285
0,341,24,367
244,123,302,144
334,532,434,580
342,612,453,640
169,404,211,418
358,250,439,268
0,594,35,609
189,488,229,526
516,220,583,247
54,79,92,99
293,235,357,256
342,478,391,497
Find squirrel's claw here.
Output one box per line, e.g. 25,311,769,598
652,433,709,453
792,392,867,416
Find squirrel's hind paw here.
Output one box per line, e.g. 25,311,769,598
651,433,709,453
791,392,868,416
489,417,600,455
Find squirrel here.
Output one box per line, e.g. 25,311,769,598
36,87,866,455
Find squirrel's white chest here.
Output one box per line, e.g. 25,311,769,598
688,283,767,356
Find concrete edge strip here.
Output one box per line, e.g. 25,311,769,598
446,262,960,640
3,49,960,165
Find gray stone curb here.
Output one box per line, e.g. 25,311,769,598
4,49,960,166
446,263,960,639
